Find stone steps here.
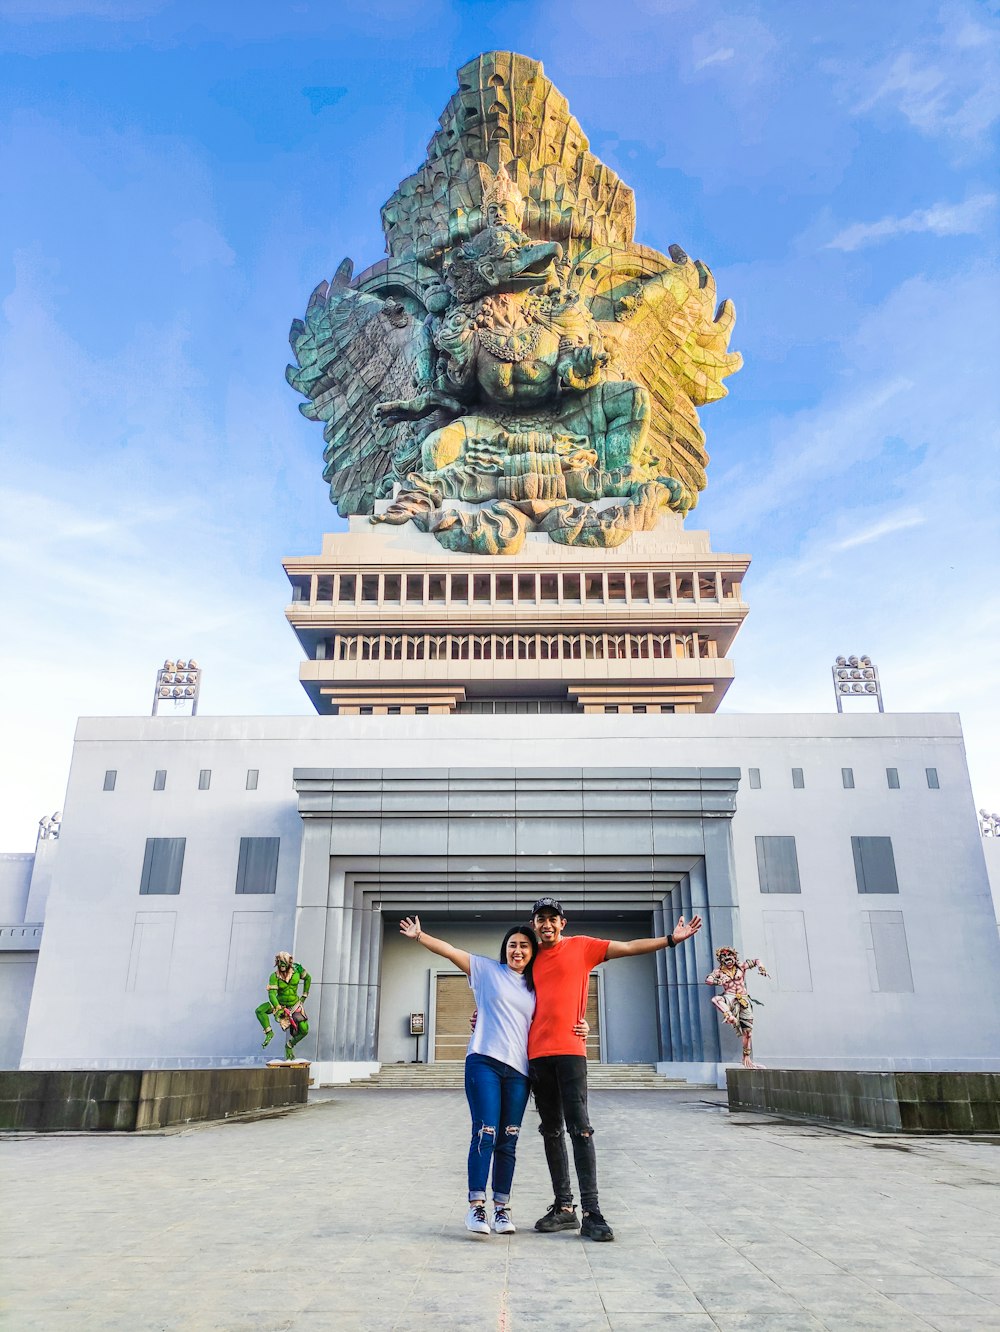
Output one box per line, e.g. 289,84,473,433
349,1062,707,1091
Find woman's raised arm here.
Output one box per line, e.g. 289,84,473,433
399,915,472,976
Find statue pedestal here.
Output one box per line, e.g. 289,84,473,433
283,520,749,717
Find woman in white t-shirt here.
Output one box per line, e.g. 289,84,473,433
400,914,586,1236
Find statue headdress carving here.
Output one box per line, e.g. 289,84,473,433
287,51,741,555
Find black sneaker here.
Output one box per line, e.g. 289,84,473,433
534,1203,580,1233
581,1209,614,1241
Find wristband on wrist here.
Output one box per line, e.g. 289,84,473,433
666,932,676,948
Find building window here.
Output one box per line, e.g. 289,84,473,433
604,705,618,714
139,837,185,895
852,836,899,894
198,769,211,791
886,767,900,790
842,768,855,789
926,767,940,789
748,768,761,790
755,836,802,894
791,768,804,789
153,770,167,791
103,769,117,792
863,910,914,992
246,769,259,791
235,837,280,895
415,706,429,714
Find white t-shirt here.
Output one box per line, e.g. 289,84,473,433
466,955,536,1076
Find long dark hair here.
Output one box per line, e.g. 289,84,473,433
499,924,538,992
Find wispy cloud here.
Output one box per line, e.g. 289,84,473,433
849,9,1000,149
826,193,996,251
689,16,777,85
694,48,735,71
830,509,926,551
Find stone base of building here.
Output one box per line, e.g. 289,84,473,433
0,1066,309,1132
727,1068,1000,1133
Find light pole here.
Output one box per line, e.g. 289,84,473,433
832,655,883,713
152,659,202,717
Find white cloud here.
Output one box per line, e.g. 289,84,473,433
706,264,1000,813
826,193,996,251
830,509,926,551
0,246,314,850
689,16,777,86
694,48,735,71
848,8,1000,149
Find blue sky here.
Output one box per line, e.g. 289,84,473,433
1,0,997,849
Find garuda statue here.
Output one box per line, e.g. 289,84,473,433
287,51,741,556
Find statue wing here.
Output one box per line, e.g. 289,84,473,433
287,259,431,516
596,246,741,510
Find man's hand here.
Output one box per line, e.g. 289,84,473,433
572,1017,590,1038
671,915,703,944
756,964,769,978
399,915,422,940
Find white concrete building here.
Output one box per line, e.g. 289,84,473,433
5,517,999,1085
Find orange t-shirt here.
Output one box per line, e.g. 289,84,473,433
527,935,609,1059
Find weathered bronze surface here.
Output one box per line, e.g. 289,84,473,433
288,51,741,555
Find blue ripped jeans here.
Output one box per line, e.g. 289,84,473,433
464,1052,531,1204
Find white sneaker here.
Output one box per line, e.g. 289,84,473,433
466,1203,490,1235
493,1206,516,1234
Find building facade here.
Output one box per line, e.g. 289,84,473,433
11,701,1000,1084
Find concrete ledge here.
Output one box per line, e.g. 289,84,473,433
0,1067,310,1132
727,1068,1000,1134
310,1060,379,1086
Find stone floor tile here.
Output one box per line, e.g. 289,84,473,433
606,1317,719,1331
921,1319,1000,1332
957,1276,1000,1303
708,1315,827,1332
815,1319,934,1332
597,1287,706,1315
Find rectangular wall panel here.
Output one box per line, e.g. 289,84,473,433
761,909,813,992
863,910,914,992
125,912,176,993
226,911,274,993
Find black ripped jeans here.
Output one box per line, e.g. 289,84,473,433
529,1054,599,1212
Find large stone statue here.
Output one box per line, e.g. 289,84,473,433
287,52,741,555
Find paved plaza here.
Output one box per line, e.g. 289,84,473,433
3,1085,1000,1331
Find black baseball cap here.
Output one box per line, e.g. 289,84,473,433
532,897,565,917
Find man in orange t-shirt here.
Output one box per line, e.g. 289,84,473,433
528,896,702,1242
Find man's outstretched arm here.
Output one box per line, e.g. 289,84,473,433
605,914,703,960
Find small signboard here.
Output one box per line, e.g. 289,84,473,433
409,1012,425,1036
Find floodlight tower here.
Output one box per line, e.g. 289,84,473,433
152,659,202,717
832,654,883,712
